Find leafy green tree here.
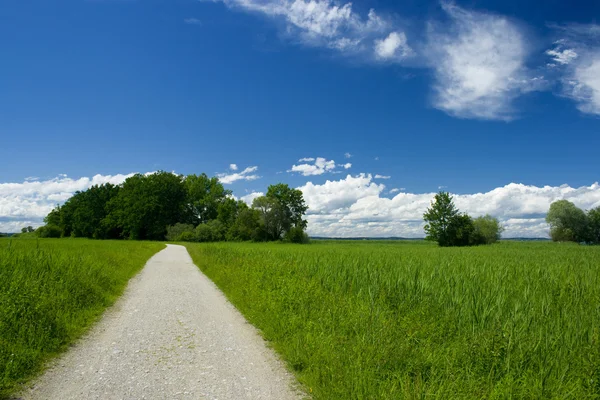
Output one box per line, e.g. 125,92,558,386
105,172,188,240
266,183,308,229
587,207,600,244
546,200,588,242
472,215,504,245
165,223,195,241
185,174,231,225
446,213,475,247
35,225,61,238
226,207,261,241
195,220,226,242
284,225,310,243
252,196,289,240
423,192,460,246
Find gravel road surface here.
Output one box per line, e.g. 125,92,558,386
20,244,303,400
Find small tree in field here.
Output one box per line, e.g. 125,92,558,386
472,215,504,245
423,192,459,246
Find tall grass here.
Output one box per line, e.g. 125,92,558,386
0,238,163,398
185,241,600,399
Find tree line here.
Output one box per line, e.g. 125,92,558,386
37,171,309,243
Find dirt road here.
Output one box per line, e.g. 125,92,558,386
20,245,302,400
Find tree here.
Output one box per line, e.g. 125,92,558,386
472,215,504,245
185,174,231,225
423,192,460,246
546,200,588,242
587,207,600,244
252,196,288,241
266,183,308,229
226,207,261,241
165,223,195,241
105,172,188,240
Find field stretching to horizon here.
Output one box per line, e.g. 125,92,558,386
0,238,164,397
185,240,600,399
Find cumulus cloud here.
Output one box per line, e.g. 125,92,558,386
374,31,412,60
217,166,261,184
341,163,352,169
344,152,352,159
0,173,136,232
211,0,412,62
240,191,264,205
426,2,539,120
297,174,600,238
547,24,600,115
374,174,390,179
288,157,337,176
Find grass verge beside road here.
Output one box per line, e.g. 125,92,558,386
185,241,600,399
0,238,163,398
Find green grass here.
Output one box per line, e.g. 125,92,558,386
185,241,600,399
0,238,163,398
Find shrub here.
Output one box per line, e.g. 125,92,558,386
36,225,62,238
165,223,195,241
284,225,310,244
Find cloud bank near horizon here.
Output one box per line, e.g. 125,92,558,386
2,173,599,238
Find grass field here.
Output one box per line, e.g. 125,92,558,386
0,238,163,398
185,240,600,399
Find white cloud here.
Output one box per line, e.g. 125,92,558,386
546,47,578,65
548,25,600,115
375,31,411,60
0,173,136,232
184,18,202,25
344,152,352,159
240,191,264,205
426,2,538,120
297,174,600,238
217,166,261,184
288,157,337,176
342,163,352,169
374,174,390,179
389,188,400,194
212,0,412,62
229,164,239,171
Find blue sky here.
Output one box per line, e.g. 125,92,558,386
1,0,599,236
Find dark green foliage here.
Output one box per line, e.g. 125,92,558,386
424,193,502,247
35,225,61,238
165,223,195,241
265,183,308,229
195,220,226,242
226,208,261,241
104,172,188,240
185,174,231,225
423,192,459,245
546,200,589,242
589,207,600,244
39,174,308,244
284,225,310,244
444,213,474,247
45,183,120,239
0,239,163,397
471,214,504,245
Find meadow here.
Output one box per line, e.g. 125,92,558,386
0,238,163,397
185,240,600,399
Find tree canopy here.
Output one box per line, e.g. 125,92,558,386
546,200,600,244
39,172,309,243
423,192,503,247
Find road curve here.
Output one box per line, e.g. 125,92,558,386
20,244,303,400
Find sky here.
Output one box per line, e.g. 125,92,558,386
1,0,599,237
